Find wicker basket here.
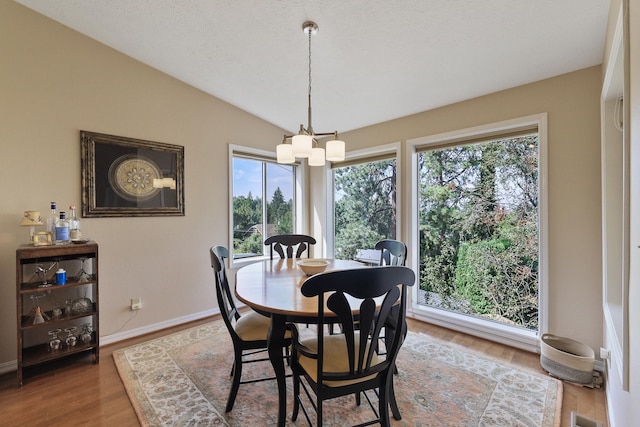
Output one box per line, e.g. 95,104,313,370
540,333,595,384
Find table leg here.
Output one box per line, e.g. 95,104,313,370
268,313,288,427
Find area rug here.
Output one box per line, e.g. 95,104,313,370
113,320,562,426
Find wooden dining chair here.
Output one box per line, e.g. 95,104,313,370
290,266,415,427
375,239,407,267
209,245,293,412
374,239,408,358
264,234,316,260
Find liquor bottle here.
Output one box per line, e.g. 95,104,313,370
47,202,57,241
55,211,70,243
68,205,82,240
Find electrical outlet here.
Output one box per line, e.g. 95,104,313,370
131,297,142,310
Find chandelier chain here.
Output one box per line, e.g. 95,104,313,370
308,26,312,104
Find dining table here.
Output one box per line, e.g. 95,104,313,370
234,258,367,427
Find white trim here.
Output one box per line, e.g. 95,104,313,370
100,308,219,346
407,113,548,352
0,309,220,376
0,359,17,376
600,2,630,392
228,144,307,269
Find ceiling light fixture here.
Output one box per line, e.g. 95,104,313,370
276,21,345,166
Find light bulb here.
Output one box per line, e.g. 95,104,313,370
325,139,345,161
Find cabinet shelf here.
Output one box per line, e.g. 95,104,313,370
16,241,99,386
22,341,98,367
19,279,96,294
20,304,97,329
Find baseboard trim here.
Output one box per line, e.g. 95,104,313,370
100,308,220,346
0,308,221,376
0,360,17,376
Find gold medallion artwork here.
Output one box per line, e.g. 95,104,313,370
108,155,162,202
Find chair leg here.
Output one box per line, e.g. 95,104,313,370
225,349,243,412
389,372,402,420
316,398,323,427
291,373,300,421
379,379,392,427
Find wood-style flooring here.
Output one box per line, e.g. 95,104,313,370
0,316,608,426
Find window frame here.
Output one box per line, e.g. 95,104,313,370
408,113,548,353
228,144,306,268
325,143,402,260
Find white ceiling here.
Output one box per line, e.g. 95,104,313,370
15,0,610,133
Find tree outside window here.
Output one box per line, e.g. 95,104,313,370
333,158,397,260
232,157,295,259
417,135,539,331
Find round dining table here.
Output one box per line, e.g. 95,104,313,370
234,258,366,427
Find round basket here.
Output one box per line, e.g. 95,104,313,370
540,333,594,384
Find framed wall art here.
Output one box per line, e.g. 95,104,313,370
81,130,185,217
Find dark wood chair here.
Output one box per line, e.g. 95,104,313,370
375,239,407,267
290,266,415,427
264,234,316,260
374,239,408,357
210,245,292,412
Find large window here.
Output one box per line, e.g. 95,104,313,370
411,115,547,349
332,156,397,261
231,150,297,260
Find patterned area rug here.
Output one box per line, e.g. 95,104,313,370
113,320,562,426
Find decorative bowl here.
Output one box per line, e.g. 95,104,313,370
296,259,329,276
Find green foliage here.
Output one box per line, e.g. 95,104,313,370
268,187,293,234
235,232,265,256
335,223,384,261
333,159,396,259
233,187,292,255
418,135,540,330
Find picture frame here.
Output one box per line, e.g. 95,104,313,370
33,232,53,246
81,130,185,217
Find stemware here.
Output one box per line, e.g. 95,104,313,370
48,328,62,351
33,261,58,287
79,324,93,344
73,257,92,282
64,326,77,348
47,290,62,319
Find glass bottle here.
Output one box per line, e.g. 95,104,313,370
47,201,57,241
55,211,70,243
68,205,82,240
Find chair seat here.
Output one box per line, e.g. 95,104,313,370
298,332,381,387
235,311,292,342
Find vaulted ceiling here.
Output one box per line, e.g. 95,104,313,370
15,0,610,133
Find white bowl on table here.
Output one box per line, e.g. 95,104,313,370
296,259,329,276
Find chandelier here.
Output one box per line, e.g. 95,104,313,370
276,21,345,166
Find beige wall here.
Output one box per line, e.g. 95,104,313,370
0,1,285,366
1,0,604,372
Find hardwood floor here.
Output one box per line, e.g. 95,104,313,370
0,316,608,426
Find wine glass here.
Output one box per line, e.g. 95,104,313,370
34,261,58,287
64,327,77,348
47,290,62,319
48,328,62,351
73,257,91,282
79,324,93,344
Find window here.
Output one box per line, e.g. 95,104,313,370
331,154,398,261
410,114,547,350
230,148,299,260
